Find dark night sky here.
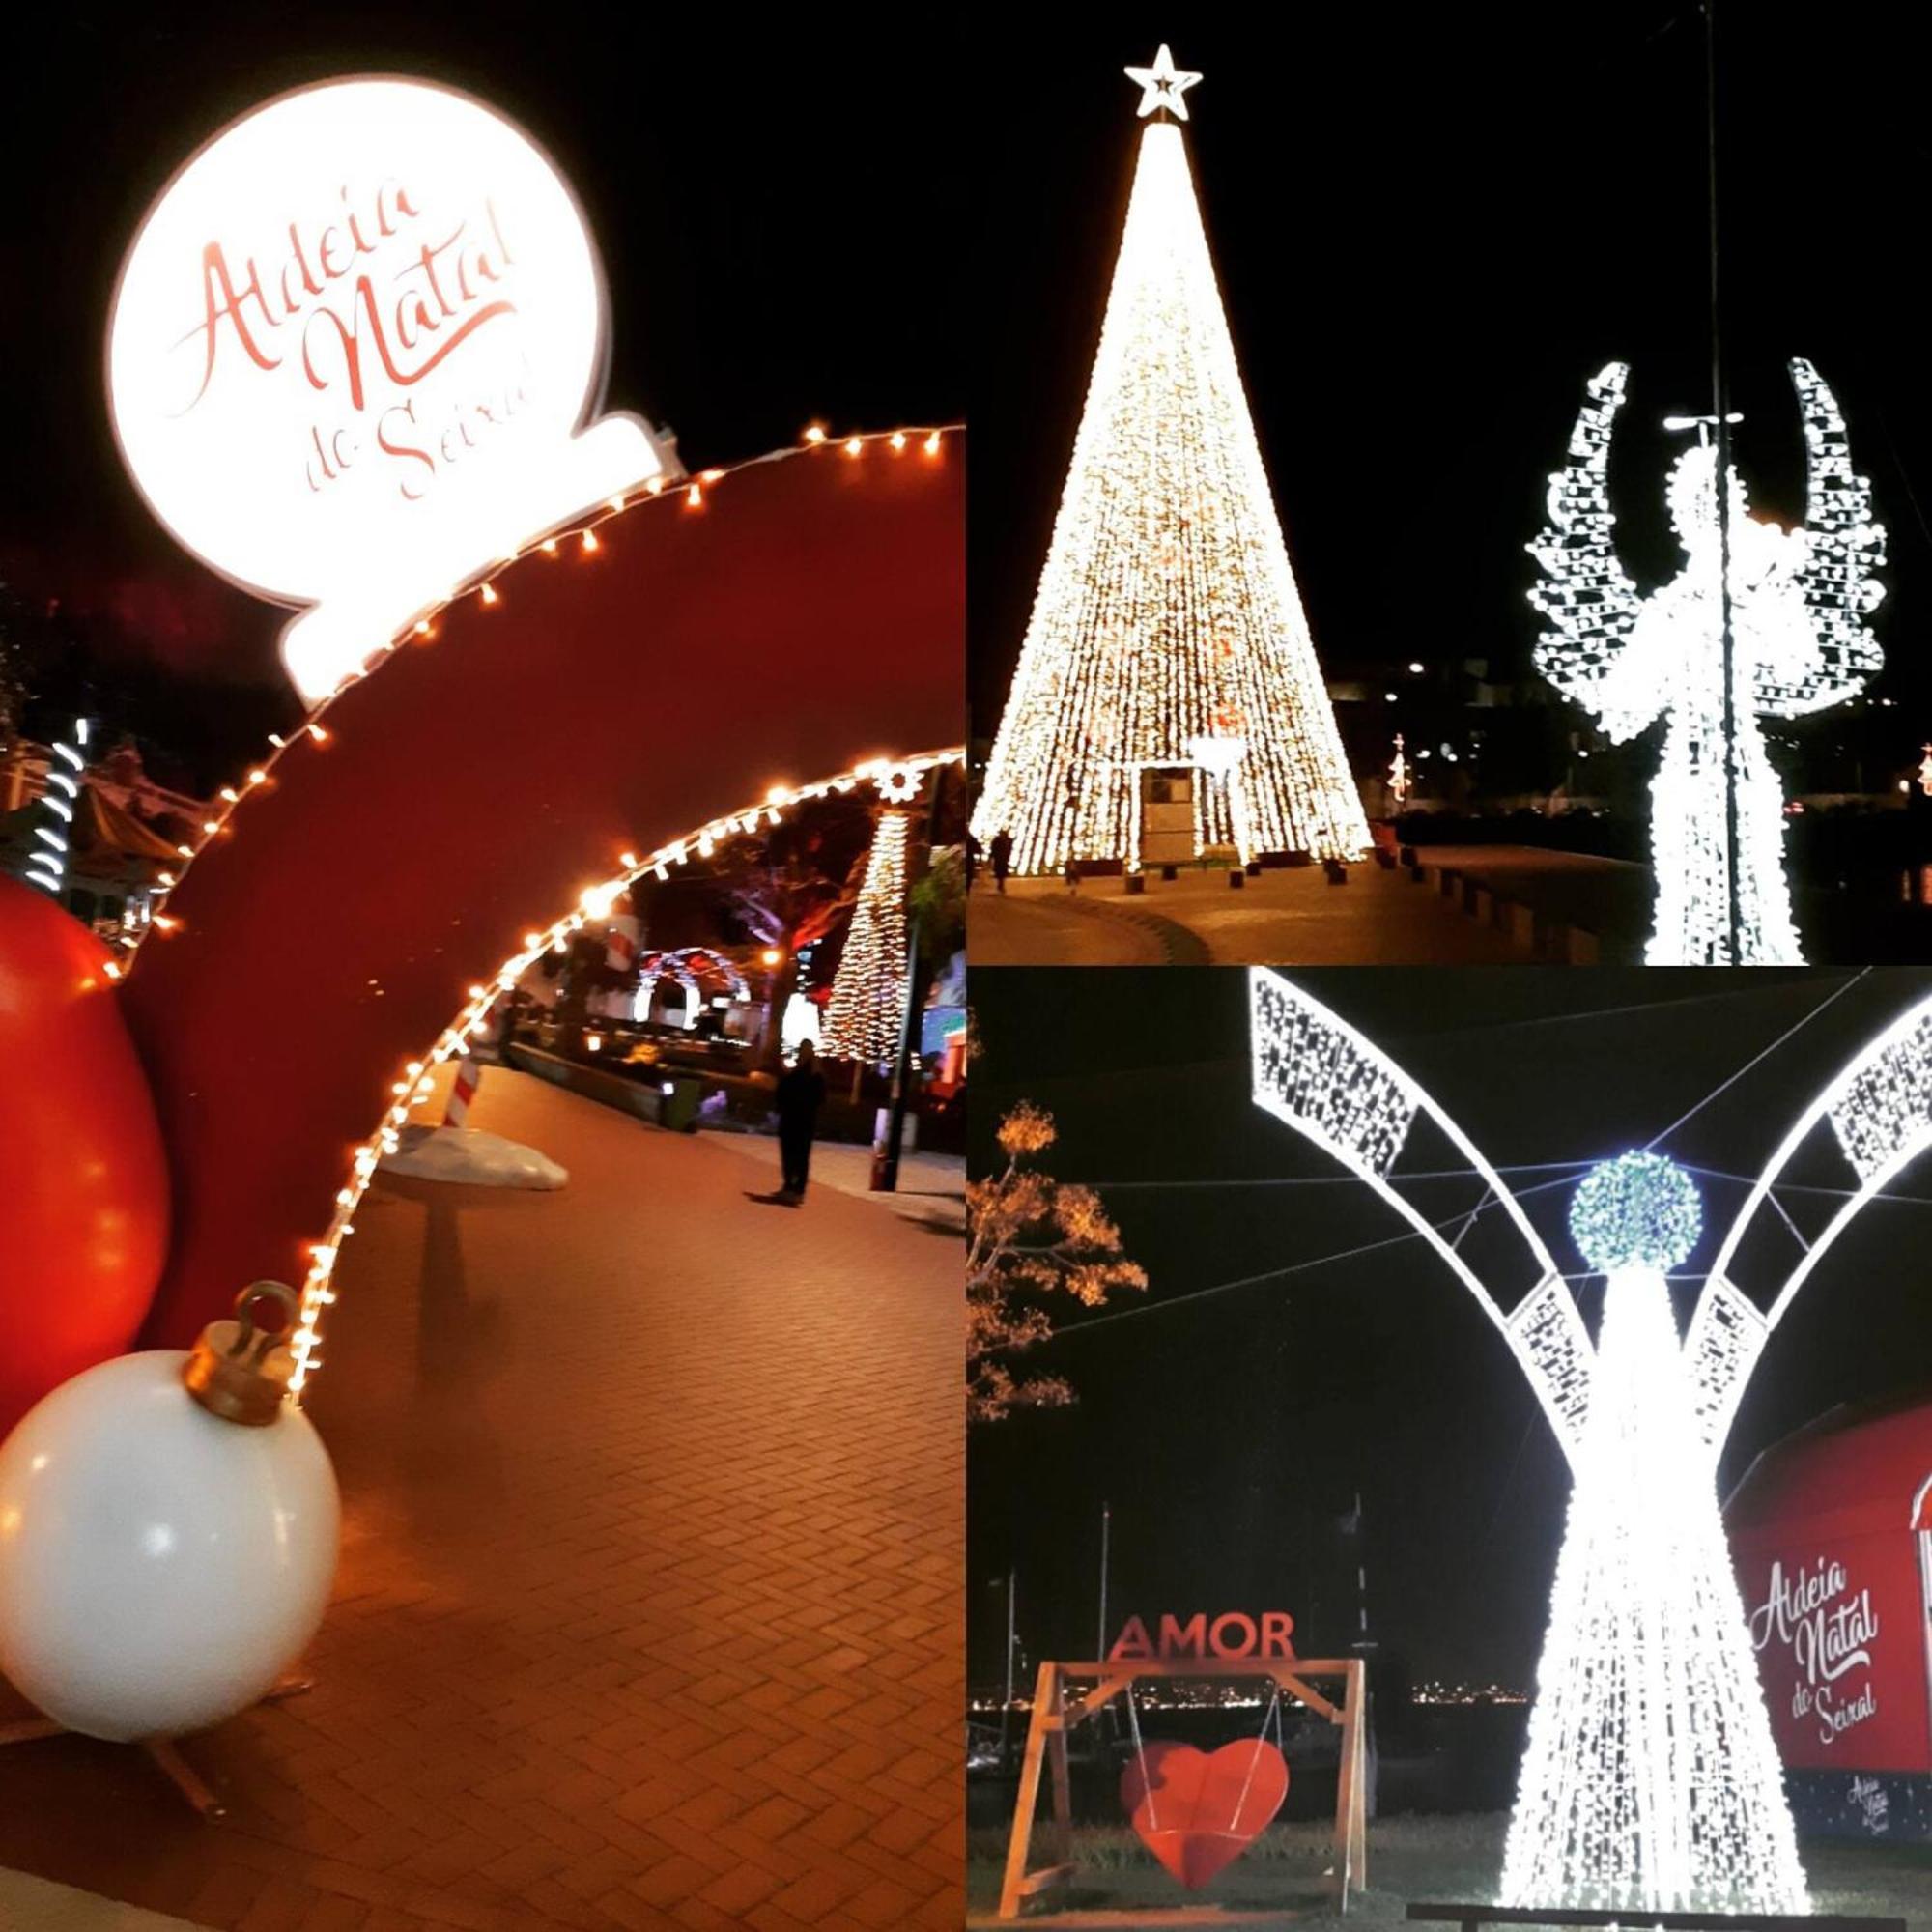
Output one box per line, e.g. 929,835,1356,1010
971,5,1932,784
968,967,1932,1690
1,10,963,786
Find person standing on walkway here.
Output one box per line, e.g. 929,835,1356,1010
990,828,1013,895
775,1039,828,1204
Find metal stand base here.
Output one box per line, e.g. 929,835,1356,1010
0,1672,315,1821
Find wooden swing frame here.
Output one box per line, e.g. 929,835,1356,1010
993,1655,1368,1924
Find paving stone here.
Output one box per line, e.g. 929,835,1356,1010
0,1070,961,1928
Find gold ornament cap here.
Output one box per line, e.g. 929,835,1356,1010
182,1281,299,1427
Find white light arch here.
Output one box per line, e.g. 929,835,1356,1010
1246,969,1932,1916
1247,971,1587,1461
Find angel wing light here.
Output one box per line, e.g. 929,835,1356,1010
1528,359,1886,967
1249,969,1932,1915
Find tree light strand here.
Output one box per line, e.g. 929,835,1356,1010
820,809,911,1065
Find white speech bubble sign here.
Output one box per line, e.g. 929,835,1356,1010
107,76,670,705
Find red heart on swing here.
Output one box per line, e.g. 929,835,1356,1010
1121,1739,1290,1889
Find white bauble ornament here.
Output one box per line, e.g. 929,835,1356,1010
0,1290,338,1743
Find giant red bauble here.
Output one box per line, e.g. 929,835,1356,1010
0,878,169,1437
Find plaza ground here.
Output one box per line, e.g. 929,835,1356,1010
967,851,1613,967
0,1067,961,1931
965,1812,1932,1927
968,841,1932,968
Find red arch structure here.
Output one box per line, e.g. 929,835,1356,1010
117,429,962,1376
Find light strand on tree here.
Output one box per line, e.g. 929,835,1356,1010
1529,358,1885,965
820,807,910,1065
972,60,1368,876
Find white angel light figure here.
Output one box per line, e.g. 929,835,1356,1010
1529,360,1886,965
1248,968,1932,1915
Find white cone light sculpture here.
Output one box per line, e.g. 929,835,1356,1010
973,51,1369,876
1236,971,1932,1914
0,1283,339,1743
1501,1153,1804,1914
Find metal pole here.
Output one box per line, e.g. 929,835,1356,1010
1096,1501,1112,1662
1001,1567,1018,1771
1706,0,1744,963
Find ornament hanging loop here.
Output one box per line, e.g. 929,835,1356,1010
183,1281,300,1427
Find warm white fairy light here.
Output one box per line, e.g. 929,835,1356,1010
820,808,911,1065
1246,971,1818,1914
101,430,956,966
873,761,922,804
631,946,749,1025
972,69,1368,876
1529,357,1885,965
112,745,959,1396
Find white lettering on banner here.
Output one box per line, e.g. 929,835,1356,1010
1848,1774,1890,1834
1746,1555,1882,1747
108,77,670,704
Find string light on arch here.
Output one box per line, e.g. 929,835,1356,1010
103,427,959,968
872,761,922,804
1244,970,1825,1916
181,746,963,1396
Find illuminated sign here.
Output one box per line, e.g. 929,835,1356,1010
1109,1611,1296,1662
107,76,672,704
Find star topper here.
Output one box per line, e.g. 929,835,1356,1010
1124,44,1201,121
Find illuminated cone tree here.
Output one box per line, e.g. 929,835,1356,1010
820,804,910,1065
973,48,1369,875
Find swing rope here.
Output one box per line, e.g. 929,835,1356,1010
1124,1680,1159,1833
1226,1680,1284,1834
1125,1677,1286,1842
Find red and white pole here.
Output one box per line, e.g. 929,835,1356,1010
442,1056,482,1129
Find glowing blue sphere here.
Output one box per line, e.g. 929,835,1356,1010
1569,1151,1701,1273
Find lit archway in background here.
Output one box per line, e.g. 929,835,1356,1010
118,430,962,1375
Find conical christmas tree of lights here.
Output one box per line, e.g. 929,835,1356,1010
820,805,910,1065
973,47,1369,874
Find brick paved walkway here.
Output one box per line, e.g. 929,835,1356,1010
0,1070,962,1930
